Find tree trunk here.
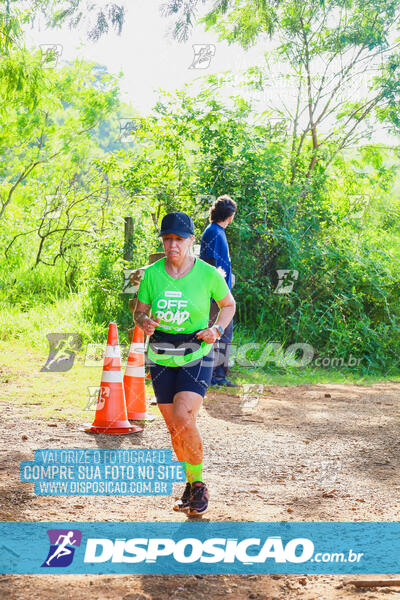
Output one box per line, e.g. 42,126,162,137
124,216,134,262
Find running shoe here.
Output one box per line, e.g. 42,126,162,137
173,482,191,512
188,481,209,516
220,379,239,388
211,378,238,388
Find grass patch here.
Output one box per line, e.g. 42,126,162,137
0,340,157,423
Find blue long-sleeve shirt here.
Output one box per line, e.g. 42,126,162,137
200,222,232,291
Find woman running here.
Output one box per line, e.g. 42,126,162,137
134,211,236,515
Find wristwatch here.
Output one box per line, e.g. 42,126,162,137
213,324,224,338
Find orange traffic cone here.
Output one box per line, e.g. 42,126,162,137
85,322,143,434
124,325,154,421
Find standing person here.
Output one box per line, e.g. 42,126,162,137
200,195,237,387
134,211,236,516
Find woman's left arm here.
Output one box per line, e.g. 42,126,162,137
196,292,236,344
214,291,236,331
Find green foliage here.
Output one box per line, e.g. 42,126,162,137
1,1,400,377
80,235,128,331
26,1,126,41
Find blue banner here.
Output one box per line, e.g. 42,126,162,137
1,522,400,574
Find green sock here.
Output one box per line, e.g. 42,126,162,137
185,461,203,484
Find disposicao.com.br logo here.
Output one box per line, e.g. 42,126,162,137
0,522,382,574
82,536,361,565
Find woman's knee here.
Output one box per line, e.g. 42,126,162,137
170,410,196,435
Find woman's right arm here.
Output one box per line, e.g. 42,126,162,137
134,300,161,336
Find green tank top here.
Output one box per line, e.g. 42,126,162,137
137,257,229,366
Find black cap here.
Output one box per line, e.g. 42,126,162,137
158,211,195,238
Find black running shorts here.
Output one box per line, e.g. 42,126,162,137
149,347,214,404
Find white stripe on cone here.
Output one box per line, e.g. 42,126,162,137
125,365,145,377
130,343,145,354
105,345,121,358
101,371,123,383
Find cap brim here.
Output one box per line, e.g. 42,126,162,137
158,229,192,238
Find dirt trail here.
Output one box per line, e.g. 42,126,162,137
1,381,400,599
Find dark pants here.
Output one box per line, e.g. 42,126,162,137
149,347,214,403
208,299,233,382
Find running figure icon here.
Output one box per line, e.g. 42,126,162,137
41,529,82,568
45,531,77,566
